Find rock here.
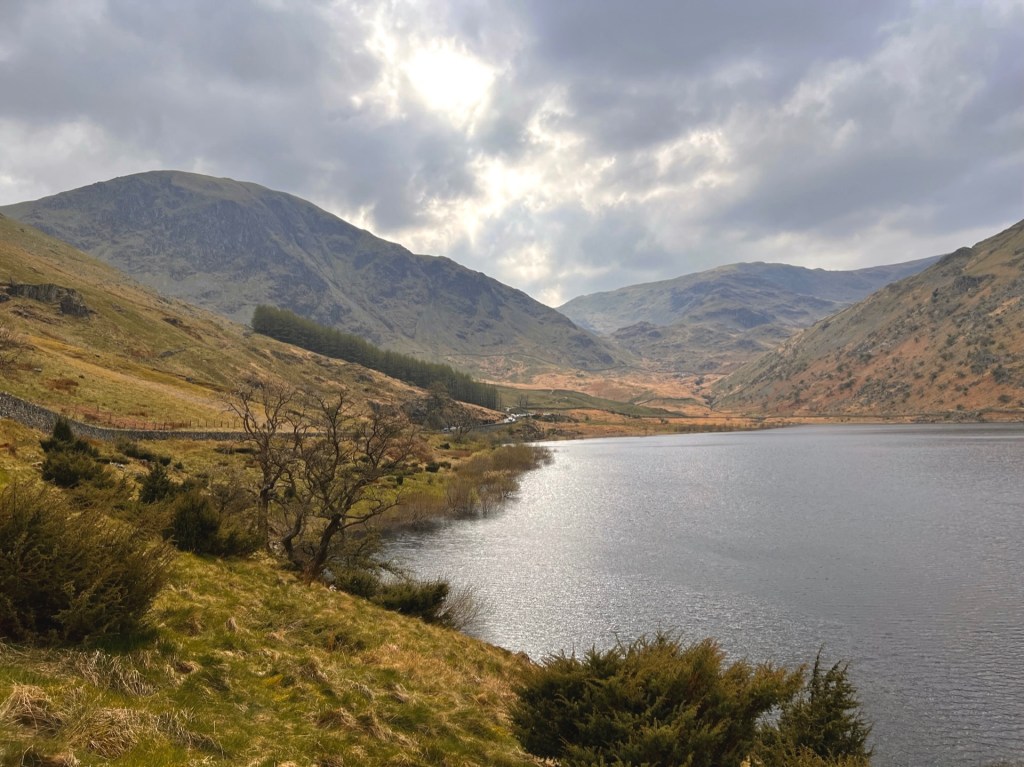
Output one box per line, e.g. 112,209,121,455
6,283,91,317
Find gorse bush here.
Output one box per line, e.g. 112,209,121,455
511,634,802,767
39,417,93,455
166,489,220,553
372,578,451,622
0,484,171,645
115,438,171,465
512,633,875,767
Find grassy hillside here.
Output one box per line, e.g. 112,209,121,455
1,171,627,381
0,214,539,765
560,258,938,375
713,220,1024,419
0,553,536,766
0,212,420,429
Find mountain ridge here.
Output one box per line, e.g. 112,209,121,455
1,171,627,381
559,258,940,375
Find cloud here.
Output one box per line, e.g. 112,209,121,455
0,0,1021,305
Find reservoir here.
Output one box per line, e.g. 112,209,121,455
385,424,1024,767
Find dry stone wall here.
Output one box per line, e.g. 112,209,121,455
0,392,239,442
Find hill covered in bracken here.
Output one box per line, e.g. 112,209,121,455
713,219,1024,419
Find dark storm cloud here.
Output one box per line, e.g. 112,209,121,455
713,2,1024,241
0,0,1020,304
519,0,902,80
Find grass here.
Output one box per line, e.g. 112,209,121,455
0,214,420,430
0,553,537,766
494,384,674,417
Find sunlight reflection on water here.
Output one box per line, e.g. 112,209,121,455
386,424,1024,767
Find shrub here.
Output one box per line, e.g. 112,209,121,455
115,439,171,465
0,484,170,645
41,448,108,488
163,489,261,557
372,578,450,622
758,652,873,765
138,462,176,504
39,418,108,489
511,634,801,767
331,564,468,627
40,417,97,457
334,568,382,598
166,490,220,553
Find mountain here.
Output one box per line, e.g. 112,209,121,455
713,219,1024,418
0,171,625,381
559,259,938,374
0,211,420,432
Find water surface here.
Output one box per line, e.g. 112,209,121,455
386,424,1024,767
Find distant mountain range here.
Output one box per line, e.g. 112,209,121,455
0,171,625,381
560,259,939,375
713,219,1024,417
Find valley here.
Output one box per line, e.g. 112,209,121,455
1,176,1021,767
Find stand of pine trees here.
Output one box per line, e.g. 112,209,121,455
251,305,499,409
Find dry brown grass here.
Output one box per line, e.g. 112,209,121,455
1,685,65,735
0,553,539,766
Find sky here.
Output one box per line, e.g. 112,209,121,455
1,0,1022,307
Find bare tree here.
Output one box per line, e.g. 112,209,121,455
230,383,421,580
294,393,418,582
227,381,303,550
0,324,26,378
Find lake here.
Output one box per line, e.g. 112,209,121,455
384,424,1024,767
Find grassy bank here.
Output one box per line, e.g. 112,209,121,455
0,553,536,767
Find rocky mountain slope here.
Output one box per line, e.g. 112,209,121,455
712,219,1024,418
1,171,625,381
560,259,938,374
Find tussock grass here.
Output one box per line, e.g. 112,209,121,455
0,554,536,766
1,685,64,735
60,652,156,697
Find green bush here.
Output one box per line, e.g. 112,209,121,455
163,489,261,557
39,418,108,489
334,568,382,598
758,652,872,765
331,565,460,626
0,484,170,645
40,417,98,457
41,448,108,488
166,490,220,553
511,634,801,767
115,438,171,465
373,578,450,622
138,462,176,504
